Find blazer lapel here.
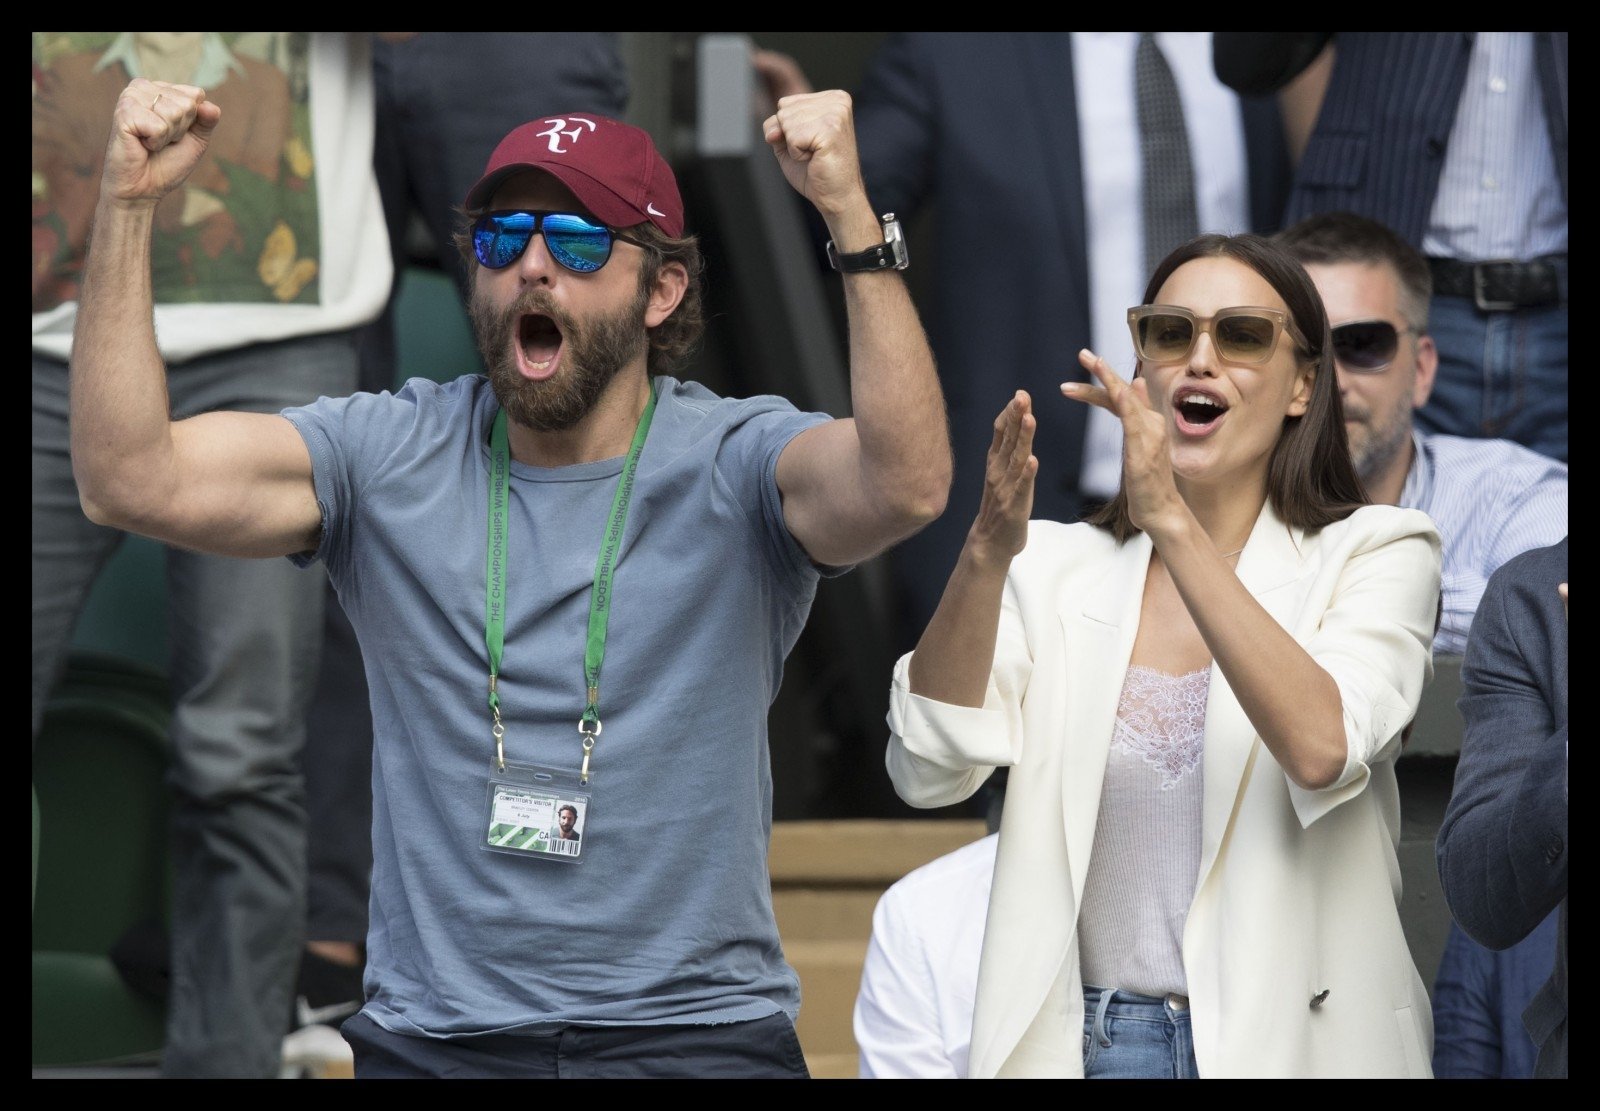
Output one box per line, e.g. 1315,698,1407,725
974,530,1150,1078
1063,531,1151,902
1195,504,1307,893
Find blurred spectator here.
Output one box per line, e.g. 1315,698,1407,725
853,775,1002,1078
1277,212,1566,655
1437,539,1568,1078
1216,33,1567,462
1432,913,1559,1078
32,31,389,1076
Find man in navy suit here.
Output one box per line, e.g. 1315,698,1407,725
834,32,1289,640
1436,538,1568,1078
1215,33,1568,463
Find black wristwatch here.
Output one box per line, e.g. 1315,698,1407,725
826,213,909,273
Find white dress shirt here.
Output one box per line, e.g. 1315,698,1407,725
854,834,998,1078
1072,32,1252,499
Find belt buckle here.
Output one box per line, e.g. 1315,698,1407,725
1473,259,1521,313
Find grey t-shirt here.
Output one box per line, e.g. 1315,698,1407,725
283,374,832,1037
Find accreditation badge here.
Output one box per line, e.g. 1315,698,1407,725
483,761,591,863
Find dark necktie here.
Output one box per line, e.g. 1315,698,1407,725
1135,33,1200,280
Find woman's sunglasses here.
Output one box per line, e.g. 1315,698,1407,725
1329,319,1416,373
1127,305,1306,366
471,210,643,274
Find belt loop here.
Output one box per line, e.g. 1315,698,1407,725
1092,987,1115,1048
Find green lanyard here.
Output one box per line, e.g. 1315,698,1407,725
486,387,657,782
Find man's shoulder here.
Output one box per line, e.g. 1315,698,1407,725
366,374,485,427
650,377,830,458
1423,433,1568,492
1472,539,1567,655
310,373,481,414
285,375,486,469
883,834,999,906
1488,538,1568,595
657,376,817,422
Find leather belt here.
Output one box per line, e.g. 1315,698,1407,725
1428,255,1567,312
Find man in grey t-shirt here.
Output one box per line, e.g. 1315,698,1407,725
68,79,950,1077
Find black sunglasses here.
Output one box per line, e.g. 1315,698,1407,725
1330,319,1417,373
471,210,643,274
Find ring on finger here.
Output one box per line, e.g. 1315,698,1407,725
151,92,163,110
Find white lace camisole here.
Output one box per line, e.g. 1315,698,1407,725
1076,664,1209,998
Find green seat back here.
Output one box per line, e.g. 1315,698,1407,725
33,690,173,1067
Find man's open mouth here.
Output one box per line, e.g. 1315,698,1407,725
517,312,564,381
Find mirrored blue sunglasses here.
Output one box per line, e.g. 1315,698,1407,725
471,210,643,274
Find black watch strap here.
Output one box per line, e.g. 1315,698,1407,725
828,240,898,271
826,213,909,273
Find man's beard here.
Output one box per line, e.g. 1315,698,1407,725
1344,401,1411,488
471,280,650,433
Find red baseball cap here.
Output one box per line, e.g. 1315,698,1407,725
465,113,684,238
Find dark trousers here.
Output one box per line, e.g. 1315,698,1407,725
343,1011,811,1079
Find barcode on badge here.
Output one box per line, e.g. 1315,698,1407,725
548,838,581,857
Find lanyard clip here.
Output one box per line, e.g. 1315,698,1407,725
490,673,506,771
578,716,601,784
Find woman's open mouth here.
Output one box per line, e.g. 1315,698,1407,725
1172,387,1229,438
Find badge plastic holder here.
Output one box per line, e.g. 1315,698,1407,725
483,761,591,863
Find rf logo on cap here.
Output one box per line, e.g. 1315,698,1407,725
535,117,598,154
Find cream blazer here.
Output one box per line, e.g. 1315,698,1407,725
887,503,1443,1078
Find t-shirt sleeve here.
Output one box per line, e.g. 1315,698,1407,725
714,398,840,593
278,382,427,578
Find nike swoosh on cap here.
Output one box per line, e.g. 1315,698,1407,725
647,203,665,217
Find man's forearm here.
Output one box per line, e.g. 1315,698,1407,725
765,90,952,561
838,248,950,524
69,198,179,524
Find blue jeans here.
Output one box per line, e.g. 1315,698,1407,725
32,332,359,1076
1082,986,1200,1079
1418,294,1567,463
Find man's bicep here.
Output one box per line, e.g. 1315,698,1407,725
775,418,888,567
162,412,323,558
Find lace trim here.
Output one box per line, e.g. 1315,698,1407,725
1112,665,1209,789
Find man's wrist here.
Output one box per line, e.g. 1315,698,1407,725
827,212,909,273
821,200,882,255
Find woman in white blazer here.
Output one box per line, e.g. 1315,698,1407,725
887,234,1442,1078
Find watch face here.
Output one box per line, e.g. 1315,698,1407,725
883,219,909,269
